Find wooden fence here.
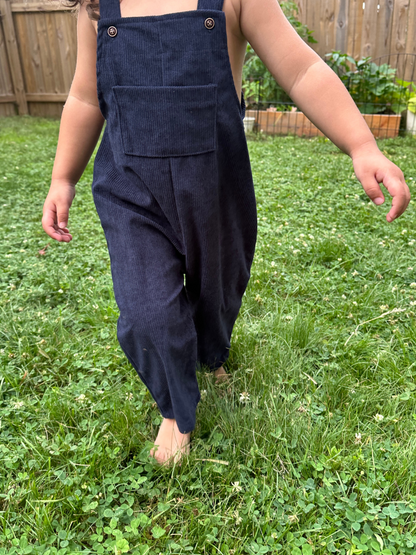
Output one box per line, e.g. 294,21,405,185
0,0,416,117
296,0,416,79
0,0,76,117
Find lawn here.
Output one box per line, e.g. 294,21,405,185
1,116,416,555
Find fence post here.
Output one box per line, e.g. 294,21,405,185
0,0,28,115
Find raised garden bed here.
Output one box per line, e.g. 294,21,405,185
245,109,401,139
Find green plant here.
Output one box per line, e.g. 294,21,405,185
243,0,317,109
396,79,416,114
326,51,412,114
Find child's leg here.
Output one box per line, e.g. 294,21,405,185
92,162,201,461
170,156,255,375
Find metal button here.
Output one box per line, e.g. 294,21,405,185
204,17,215,30
107,25,118,37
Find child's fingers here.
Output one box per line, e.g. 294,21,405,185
42,206,72,242
57,206,69,229
358,172,385,205
383,179,411,223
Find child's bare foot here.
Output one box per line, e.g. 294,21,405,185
150,418,191,466
214,366,230,383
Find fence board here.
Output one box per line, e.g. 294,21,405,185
362,0,378,58
320,0,337,53
336,0,349,52
390,0,409,54
375,0,394,59
0,0,27,114
0,21,15,116
347,0,364,58
390,0,410,79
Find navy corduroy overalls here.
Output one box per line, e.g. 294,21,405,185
91,0,257,434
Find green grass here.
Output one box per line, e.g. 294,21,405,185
1,115,416,554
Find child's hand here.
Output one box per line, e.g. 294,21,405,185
351,144,410,223
42,180,76,242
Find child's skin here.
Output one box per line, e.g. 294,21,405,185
43,0,410,466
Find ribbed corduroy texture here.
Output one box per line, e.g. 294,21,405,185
91,0,257,433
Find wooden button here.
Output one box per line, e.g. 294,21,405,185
107,26,118,37
204,17,215,30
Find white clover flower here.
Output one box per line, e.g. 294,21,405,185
11,401,24,409
232,481,243,492
352,270,359,276
200,389,207,400
58,289,63,293
239,392,250,404
75,394,86,403
374,413,384,422
125,392,133,401
392,285,398,292
380,305,389,311
293,249,300,254
342,294,346,299
401,229,407,234
410,283,416,288
355,433,362,444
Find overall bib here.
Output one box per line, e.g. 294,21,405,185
92,0,257,434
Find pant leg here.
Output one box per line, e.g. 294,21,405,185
169,152,256,371
92,154,200,434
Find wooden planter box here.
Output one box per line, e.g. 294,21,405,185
245,110,401,139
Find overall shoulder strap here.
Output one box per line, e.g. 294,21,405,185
197,0,224,11
99,0,121,20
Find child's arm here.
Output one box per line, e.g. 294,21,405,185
42,1,105,242
239,0,410,222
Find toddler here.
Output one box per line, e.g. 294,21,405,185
42,0,410,466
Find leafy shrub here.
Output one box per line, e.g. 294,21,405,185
326,51,414,114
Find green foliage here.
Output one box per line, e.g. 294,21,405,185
326,51,415,114
1,118,416,554
243,0,317,109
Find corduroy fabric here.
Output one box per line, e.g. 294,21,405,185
91,0,257,433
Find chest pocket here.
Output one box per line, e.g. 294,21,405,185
112,84,217,158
